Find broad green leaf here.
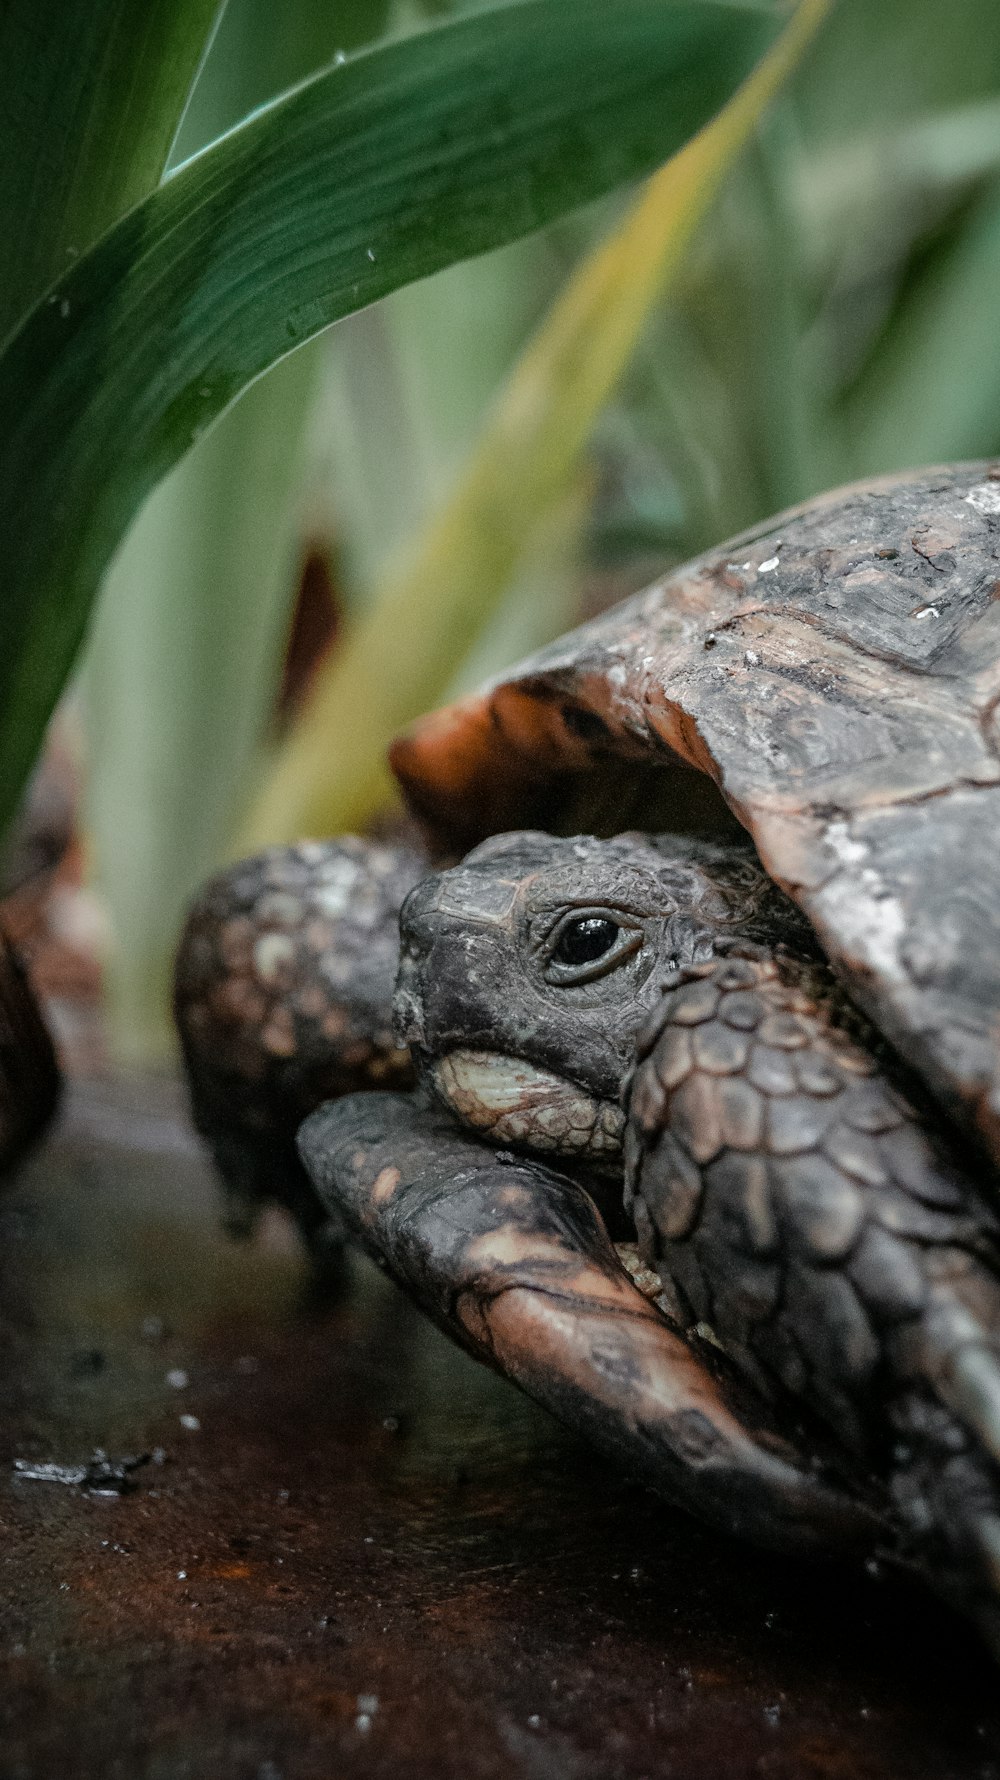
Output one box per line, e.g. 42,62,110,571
0,0,223,341
0,0,778,842
242,0,830,845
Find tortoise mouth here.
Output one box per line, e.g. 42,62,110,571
430,1048,625,1158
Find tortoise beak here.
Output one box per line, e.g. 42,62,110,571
392,863,521,1056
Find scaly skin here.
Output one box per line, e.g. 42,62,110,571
628,946,1000,1647
174,837,425,1267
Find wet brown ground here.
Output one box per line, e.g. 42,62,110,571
1,1071,999,1780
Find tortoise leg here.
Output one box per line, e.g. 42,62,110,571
299,1089,880,1556
174,837,427,1271
626,944,1000,1650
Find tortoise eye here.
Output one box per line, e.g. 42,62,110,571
544,911,643,985
553,916,620,966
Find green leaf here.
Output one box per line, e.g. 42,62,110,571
0,0,223,341
0,0,777,840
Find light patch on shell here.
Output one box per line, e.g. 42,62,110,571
433,1049,625,1156
312,856,365,921
819,820,906,982
253,932,295,982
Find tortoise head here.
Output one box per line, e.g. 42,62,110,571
394,829,802,1163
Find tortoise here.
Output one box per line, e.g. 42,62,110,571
175,462,1000,1647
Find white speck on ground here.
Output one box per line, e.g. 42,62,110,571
13,1460,88,1486
965,483,1000,515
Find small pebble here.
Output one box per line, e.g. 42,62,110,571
166,1369,189,1390
179,1414,200,1432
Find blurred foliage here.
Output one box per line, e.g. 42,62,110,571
4,2,753,856
84,0,379,1058
243,0,831,849
3,0,1000,1054
593,0,1000,559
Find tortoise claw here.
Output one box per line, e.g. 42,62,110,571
299,1091,881,1557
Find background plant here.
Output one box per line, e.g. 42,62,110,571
3,0,1000,1055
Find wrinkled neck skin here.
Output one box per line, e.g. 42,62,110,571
394,830,815,1213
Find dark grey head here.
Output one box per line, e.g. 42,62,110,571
394,830,811,1162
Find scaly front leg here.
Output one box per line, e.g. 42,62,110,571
299,1089,879,1556
626,946,1000,1649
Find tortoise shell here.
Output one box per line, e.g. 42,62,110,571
390,464,1000,1170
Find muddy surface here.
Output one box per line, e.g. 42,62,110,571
0,1071,998,1780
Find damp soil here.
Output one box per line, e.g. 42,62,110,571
0,1069,998,1780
